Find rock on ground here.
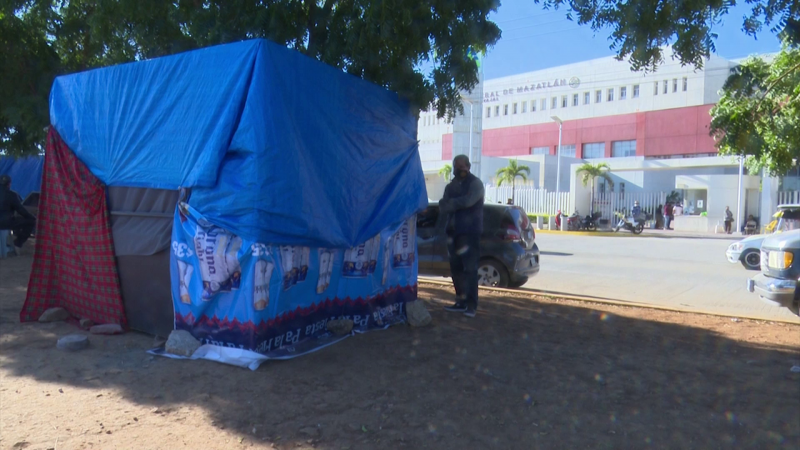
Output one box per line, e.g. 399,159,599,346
326,319,354,336
39,307,70,323
57,334,89,351
406,300,432,327
79,318,94,329
165,330,201,357
90,324,124,335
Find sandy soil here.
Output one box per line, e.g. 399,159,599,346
1,252,799,450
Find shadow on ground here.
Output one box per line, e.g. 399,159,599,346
1,255,799,450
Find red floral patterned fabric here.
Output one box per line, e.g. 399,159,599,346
20,128,126,325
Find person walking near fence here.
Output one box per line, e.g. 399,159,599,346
724,206,734,234
663,202,674,230
0,174,36,254
437,155,484,318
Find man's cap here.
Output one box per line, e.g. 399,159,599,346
0,174,10,186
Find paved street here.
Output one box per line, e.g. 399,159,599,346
525,233,800,323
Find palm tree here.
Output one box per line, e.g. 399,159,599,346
438,164,452,182
495,159,531,204
577,162,614,214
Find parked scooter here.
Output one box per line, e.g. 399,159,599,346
581,211,602,231
566,210,582,231
614,211,644,234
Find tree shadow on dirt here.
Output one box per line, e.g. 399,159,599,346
1,266,799,449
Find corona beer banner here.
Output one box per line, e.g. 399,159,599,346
169,203,418,367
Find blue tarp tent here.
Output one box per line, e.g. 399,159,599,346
0,156,44,200
43,39,427,368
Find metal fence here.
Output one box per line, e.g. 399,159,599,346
778,191,800,205
592,191,669,225
485,186,571,216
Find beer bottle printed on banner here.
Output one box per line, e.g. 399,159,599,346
382,235,393,285
253,259,275,311
280,245,298,290
368,234,380,274
342,242,369,278
176,260,194,304
295,246,310,282
392,217,416,269
194,226,241,301
317,249,332,294
225,236,243,291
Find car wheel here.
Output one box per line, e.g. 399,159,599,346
477,259,509,288
508,277,528,289
740,250,760,270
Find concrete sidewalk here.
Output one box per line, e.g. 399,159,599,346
536,227,744,240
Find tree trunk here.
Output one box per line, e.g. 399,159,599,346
590,177,595,215
512,178,515,204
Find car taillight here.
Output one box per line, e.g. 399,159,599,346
503,223,522,241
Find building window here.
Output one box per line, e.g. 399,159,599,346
504,104,509,116
682,77,688,91
521,101,527,113
541,99,547,110
573,94,579,106
633,84,640,98
584,92,590,104
583,142,605,159
557,144,576,158
561,95,568,108
620,86,627,100
663,80,668,94
486,107,491,118
531,146,549,155
513,103,518,114
495,105,500,116
607,88,614,101
531,100,537,112
673,78,678,92
552,97,558,109
654,82,659,95
612,140,637,157
596,90,602,103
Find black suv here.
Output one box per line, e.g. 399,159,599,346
416,202,540,288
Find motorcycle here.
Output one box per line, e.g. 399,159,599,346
565,210,582,231
614,211,644,234
581,211,602,231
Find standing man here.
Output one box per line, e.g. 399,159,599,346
663,202,673,230
724,206,734,234
438,155,484,318
0,175,36,254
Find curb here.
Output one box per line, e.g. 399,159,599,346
533,229,741,240
418,278,800,325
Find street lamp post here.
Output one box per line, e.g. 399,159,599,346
461,96,474,174
551,116,563,193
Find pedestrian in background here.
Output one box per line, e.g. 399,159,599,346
724,206,733,234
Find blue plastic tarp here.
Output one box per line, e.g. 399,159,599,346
0,156,44,200
49,39,426,248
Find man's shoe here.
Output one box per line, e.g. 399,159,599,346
463,308,476,318
444,303,467,313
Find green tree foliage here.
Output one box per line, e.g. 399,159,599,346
537,0,798,71
495,159,530,203
576,162,613,214
710,40,800,176
1,0,502,156
438,163,452,182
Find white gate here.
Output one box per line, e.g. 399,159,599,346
592,191,668,225
778,191,800,205
484,186,571,216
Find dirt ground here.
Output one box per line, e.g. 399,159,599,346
1,252,799,450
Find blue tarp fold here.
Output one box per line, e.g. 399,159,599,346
49,39,426,248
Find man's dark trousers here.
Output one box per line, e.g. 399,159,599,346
448,233,481,309
0,217,35,247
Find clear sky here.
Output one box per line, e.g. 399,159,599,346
483,1,784,79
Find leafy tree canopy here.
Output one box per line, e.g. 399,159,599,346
538,0,798,71
710,39,800,176
1,0,502,156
